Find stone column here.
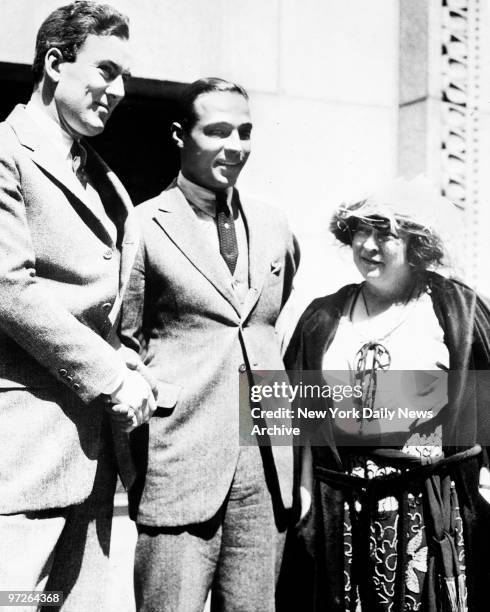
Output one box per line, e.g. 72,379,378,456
398,0,488,292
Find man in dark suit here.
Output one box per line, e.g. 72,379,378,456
120,78,299,611
0,2,155,609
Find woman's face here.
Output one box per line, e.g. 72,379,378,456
352,220,412,290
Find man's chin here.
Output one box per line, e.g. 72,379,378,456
214,171,239,189
59,115,104,139
73,115,107,138
83,122,106,137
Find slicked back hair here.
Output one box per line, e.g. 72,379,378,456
178,77,249,132
32,1,129,85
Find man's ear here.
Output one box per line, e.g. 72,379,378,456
44,48,65,83
171,122,185,149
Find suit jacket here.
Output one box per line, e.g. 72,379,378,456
120,181,299,526
0,105,138,514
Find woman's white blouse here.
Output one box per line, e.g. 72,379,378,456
322,290,449,436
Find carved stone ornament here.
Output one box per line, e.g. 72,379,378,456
440,0,481,281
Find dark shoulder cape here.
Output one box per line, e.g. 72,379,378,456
284,284,358,372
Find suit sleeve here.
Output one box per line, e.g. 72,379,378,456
118,215,182,409
119,225,147,357
0,138,126,403
281,226,301,310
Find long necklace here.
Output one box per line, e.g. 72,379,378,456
356,283,417,343
361,287,371,316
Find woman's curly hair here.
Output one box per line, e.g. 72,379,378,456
330,207,445,272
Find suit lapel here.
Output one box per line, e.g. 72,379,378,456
7,106,138,327
239,194,270,322
108,168,138,294
154,186,242,315
7,105,114,243
85,144,139,326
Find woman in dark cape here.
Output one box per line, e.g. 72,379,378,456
279,178,490,612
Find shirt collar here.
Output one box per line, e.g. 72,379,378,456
177,171,233,217
25,100,75,161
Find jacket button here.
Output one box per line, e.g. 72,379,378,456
59,368,67,377
102,302,112,311
238,364,247,373
67,376,74,383
73,383,80,391
103,249,113,260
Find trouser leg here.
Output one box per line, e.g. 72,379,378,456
211,445,287,612
134,514,222,612
0,510,66,612
134,445,285,612
45,424,117,612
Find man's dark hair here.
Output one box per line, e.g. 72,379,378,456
32,1,129,85
178,77,249,132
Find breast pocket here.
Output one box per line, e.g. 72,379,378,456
270,259,283,276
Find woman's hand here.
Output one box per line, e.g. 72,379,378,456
299,485,312,520
299,443,313,520
479,466,490,503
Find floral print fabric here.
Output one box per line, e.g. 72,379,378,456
342,454,467,612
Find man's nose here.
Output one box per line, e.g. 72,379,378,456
224,130,243,155
106,74,125,101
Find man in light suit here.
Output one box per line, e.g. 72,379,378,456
0,2,155,609
120,78,299,611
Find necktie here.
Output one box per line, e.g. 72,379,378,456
216,191,238,275
70,140,88,187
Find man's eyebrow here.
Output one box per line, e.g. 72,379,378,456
204,121,253,128
97,59,131,78
204,122,232,128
